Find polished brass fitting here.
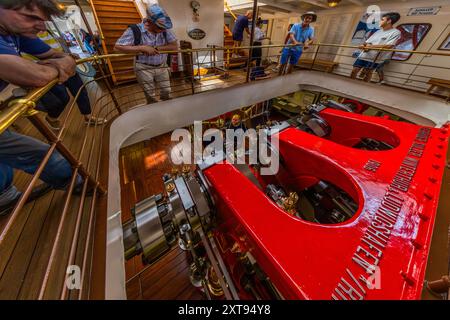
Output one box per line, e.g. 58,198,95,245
207,267,224,297
166,182,175,193
282,192,299,215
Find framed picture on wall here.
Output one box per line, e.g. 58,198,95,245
438,33,450,51
392,23,432,61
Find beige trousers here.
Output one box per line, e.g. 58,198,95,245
134,62,171,103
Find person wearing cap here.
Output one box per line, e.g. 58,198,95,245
279,12,316,76
114,4,178,103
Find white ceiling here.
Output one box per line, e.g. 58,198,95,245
226,0,409,15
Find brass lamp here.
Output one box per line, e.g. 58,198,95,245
327,0,341,7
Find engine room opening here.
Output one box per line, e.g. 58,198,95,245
118,89,449,300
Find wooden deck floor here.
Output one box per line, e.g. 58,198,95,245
0,79,114,299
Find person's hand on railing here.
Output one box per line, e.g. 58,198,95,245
359,44,370,52
141,46,159,56
69,53,81,60
38,55,76,84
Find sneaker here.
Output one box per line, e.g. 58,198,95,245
85,116,107,126
72,177,98,197
72,182,96,197
377,80,386,85
0,183,53,217
45,116,61,130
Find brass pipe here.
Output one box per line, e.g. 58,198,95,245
314,42,450,57
60,70,121,299
60,177,89,300
74,43,450,63
38,167,80,299
0,77,108,280
78,186,98,300
28,115,106,194
60,82,106,300
82,103,120,299
61,131,101,300
76,82,125,299
78,120,105,299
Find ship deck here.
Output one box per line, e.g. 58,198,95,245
0,67,449,300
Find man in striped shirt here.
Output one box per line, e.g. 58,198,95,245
114,4,177,104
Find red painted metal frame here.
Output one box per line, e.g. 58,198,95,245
203,109,450,300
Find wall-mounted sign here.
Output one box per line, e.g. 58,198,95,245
407,6,441,16
188,28,206,40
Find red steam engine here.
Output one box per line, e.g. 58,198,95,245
123,102,450,300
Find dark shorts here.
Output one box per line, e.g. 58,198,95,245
280,48,303,65
232,33,243,42
375,60,388,71
353,58,379,70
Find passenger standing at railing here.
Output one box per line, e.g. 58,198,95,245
232,10,253,55
114,4,177,104
350,12,401,83
79,28,95,55
278,12,316,76
19,29,106,130
250,18,270,67
0,0,88,216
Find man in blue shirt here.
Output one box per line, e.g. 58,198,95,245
279,12,316,75
232,10,253,48
0,0,83,216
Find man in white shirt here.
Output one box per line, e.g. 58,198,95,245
351,12,401,82
251,18,269,67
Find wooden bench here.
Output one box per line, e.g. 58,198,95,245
297,58,339,73
427,78,450,101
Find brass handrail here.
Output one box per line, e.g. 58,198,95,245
0,79,58,133
78,42,450,61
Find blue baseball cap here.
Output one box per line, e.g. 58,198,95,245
146,4,173,30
